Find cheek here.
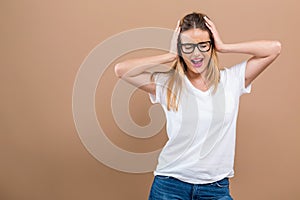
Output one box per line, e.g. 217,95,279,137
181,53,192,62
204,49,213,57
182,57,192,67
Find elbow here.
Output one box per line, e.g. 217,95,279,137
272,40,282,56
114,63,124,78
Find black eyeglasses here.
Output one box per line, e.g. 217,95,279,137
179,41,212,54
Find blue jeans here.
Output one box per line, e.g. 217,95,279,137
148,175,233,200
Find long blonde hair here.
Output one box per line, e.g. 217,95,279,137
152,12,220,111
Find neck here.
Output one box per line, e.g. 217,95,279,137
185,69,208,84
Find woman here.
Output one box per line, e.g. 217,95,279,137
115,12,281,200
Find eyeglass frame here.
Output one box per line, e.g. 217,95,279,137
178,41,212,54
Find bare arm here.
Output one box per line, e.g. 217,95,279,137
114,20,180,95
204,16,281,87
114,53,177,95
218,41,281,87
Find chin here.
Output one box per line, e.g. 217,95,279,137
186,62,207,75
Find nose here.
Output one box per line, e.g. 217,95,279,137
193,46,202,57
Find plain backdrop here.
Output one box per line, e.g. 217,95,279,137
1,0,299,199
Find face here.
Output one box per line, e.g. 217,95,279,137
179,28,212,76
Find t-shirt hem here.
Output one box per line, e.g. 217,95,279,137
153,171,234,184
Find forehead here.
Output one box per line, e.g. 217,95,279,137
180,28,210,43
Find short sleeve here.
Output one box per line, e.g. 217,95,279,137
227,60,252,96
148,72,169,104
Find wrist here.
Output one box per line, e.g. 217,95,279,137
216,43,229,53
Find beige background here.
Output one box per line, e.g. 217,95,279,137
1,0,299,199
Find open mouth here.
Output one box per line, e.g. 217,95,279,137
191,58,204,68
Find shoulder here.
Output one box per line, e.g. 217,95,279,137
151,70,173,85
224,61,247,75
220,61,248,79
219,60,251,96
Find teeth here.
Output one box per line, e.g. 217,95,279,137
191,58,203,64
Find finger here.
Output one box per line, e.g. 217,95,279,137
204,16,215,28
205,22,212,30
203,16,212,23
205,20,217,33
175,20,181,32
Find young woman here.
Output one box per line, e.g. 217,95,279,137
115,12,281,200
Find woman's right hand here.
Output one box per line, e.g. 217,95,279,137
169,20,181,58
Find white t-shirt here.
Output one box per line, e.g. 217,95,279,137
149,60,251,184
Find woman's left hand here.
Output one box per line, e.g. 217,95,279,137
204,16,225,52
